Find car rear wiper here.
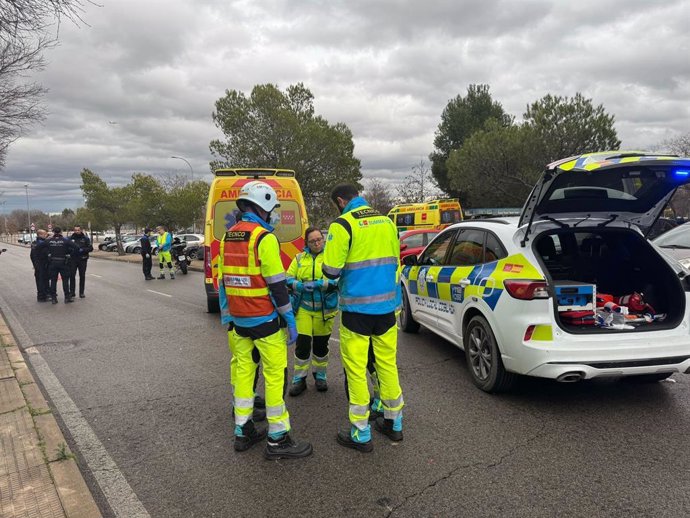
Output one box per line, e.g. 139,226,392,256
659,244,690,249
539,215,568,228
597,214,619,227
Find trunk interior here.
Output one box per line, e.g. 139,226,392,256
533,227,686,334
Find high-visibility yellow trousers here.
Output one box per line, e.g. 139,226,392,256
293,309,335,379
340,321,403,430
232,328,290,435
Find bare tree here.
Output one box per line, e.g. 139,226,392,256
363,178,395,216
0,0,90,168
396,159,442,203
661,132,690,157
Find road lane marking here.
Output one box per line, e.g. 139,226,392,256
147,290,172,298
89,274,103,278
0,292,151,518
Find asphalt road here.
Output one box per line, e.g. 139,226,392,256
1,245,690,517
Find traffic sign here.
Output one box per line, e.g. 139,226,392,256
30,223,35,231
48,224,52,231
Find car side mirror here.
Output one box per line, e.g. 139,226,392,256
400,243,408,251
402,254,418,266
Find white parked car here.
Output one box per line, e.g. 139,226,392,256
400,152,690,392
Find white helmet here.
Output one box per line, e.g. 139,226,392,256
237,181,280,213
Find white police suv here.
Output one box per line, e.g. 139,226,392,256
400,152,690,392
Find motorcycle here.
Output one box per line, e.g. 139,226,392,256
171,238,189,275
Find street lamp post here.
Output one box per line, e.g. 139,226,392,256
25,184,33,243
170,156,194,182
170,156,196,232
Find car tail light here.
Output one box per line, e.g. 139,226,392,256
204,246,212,279
504,279,549,300
523,325,535,341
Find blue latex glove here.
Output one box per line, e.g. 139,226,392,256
283,311,298,345
303,281,316,293
293,280,304,293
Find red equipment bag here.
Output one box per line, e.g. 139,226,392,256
559,310,596,326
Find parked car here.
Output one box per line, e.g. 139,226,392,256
652,221,690,269
105,235,138,252
399,229,439,260
98,236,115,251
399,151,690,393
125,235,157,254
647,217,679,240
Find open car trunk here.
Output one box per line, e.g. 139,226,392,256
533,227,686,334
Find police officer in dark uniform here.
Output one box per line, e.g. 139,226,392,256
37,227,78,304
30,229,50,302
140,227,154,280
68,225,93,298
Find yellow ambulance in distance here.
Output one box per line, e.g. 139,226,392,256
388,199,463,233
203,168,309,312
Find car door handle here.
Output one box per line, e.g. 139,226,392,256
459,279,470,287
425,274,435,282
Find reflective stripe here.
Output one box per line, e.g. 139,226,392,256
340,291,396,306
225,287,270,297
322,264,342,277
383,394,404,410
223,265,261,275
277,302,292,315
343,256,397,271
350,404,369,416
268,418,289,435
234,397,255,408
302,300,323,310
351,418,368,431
294,356,310,377
312,354,328,374
266,404,287,418
264,272,286,284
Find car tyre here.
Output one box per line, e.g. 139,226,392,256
399,286,419,333
207,297,220,313
464,315,516,393
132,246,141,254
622,372,673,383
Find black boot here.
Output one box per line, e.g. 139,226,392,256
336,427,373,453
313,372,328,392
264,433,313,460
288,378,307,397
254,395,266,409
252,407,267,422
65,297,74,304
51,297,58,304
374,417,403,442
234,421,267,452
79,293,85,298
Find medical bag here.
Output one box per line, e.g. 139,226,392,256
554,281,596,311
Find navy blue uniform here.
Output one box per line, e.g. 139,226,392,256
140,234,153,279
30,237,50,300
38,235,78,301
68,232,93,297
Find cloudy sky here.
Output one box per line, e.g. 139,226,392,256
1,0,688,213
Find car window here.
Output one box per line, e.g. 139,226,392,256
396,213,415,226
448,229,485,266
418,230,455,266
423,232,439,245
654,222,690,248
484,233,507,263
402,233,425,248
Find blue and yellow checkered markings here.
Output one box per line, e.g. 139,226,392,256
403,253,543,312
559,152,678,172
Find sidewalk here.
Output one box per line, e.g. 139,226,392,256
0,319,102,518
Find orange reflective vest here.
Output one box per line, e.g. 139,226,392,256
221,221,274,318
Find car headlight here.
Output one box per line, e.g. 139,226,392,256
680,258,690,270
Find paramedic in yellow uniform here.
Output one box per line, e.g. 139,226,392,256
286,227,339,396
323,184,404,452
221,180,312,459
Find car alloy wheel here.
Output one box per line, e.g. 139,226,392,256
468,325,492,381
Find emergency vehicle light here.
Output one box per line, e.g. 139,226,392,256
674,170,690,178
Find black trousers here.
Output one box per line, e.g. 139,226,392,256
34,262,49,299
142,253,152,278
295,334,330,360
68,259,88,296
49,261,70,299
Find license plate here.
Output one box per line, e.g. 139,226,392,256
178,255,186,261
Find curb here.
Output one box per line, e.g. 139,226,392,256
89,251,204,272
0,318,102,518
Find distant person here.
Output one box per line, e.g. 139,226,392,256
36,227,78,304
30,229,50,302
68,225,93,298
156,226,175,279
140,228,154,280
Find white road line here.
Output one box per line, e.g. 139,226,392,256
0,293,150,518
146,289,172,298
89,273,103,278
